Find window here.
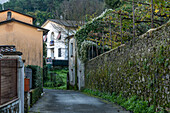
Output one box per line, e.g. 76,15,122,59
50,32,54,46
58,48,61,57
7,11,12,20
70,43,73,57
51,32,54,41
51,49,54,59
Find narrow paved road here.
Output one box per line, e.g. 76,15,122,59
29,89,130,113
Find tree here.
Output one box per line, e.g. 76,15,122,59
105,0,121,9
60,0,105,21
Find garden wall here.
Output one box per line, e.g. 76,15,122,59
85,22,170,109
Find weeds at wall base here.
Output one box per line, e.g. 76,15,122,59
82,89,168,113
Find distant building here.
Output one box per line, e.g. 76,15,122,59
0,9,49,67
41,19,78,67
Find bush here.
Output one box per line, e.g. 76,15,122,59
44,68,68,90
26,65,43,89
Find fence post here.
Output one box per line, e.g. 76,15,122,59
92,44,94,58
88,47,90,60
132,0,135,45
120,15,123,44
96,38,98,56
102,31,105,53
109,24,112,49
151,0,154,28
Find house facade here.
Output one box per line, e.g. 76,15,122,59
0,9,48,67
41,19,77,66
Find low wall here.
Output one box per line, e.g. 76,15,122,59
85,22,170,109
30,87,43,107
0,99,19,113
24,92,31,113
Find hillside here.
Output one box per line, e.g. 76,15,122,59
0,0,105,26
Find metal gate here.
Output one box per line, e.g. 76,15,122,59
0,59,17,105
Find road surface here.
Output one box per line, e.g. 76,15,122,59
29,89,130,113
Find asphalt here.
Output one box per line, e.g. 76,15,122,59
29,89,130,113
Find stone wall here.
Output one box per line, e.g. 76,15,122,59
85,22,170,109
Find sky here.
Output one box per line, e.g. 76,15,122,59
0,0,9,4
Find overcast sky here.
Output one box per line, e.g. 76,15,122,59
0,0,9,4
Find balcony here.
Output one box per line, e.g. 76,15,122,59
50,41,54,46
52,60,68,66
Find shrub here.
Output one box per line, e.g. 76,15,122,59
44,68,68,89
26,65,43,89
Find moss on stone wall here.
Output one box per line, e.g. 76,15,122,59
85,22,170,111
30,87,43,107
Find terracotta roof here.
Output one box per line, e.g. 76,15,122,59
0,45,22,56
0,45,16,52
0,19,49,35
0,9,35,20
49,19,79,28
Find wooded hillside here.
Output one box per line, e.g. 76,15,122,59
0,0,105,26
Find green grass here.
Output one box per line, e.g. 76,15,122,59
82,89,168,113
44,68,68,90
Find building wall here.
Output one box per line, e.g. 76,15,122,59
0,10,33,24
69,38,76,86
77,56,85,90
68,37,85,90
0,21,43,67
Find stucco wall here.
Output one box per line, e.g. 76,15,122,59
0,21,43,67
77,56,85,90
0,10,33,24
85,22,170,108
69,38,76,86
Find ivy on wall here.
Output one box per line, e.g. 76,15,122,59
75,0,170,62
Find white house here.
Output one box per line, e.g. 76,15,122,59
42,19,78,66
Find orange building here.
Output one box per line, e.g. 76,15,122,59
0,9,49,67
